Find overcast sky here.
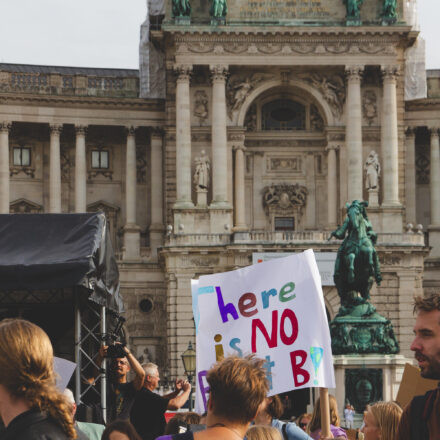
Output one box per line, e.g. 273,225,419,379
0,0,438,69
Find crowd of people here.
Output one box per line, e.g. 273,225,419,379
0,293,439,440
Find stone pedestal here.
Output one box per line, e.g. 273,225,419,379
368,188,379,208
196,189,208,207
209,207,233,234
333,354,409,423
122,224,141,260
382,205,404,233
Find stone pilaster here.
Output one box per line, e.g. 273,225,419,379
123,126,140,260
232,134,247,231
428,128,440,258
404,127,416,225
149,127,165,259
326,143,339,229
74,125,87,213
174,65,194,209
345,66,364,202
210,65,230,208
381,66,400,206
305,152,316,229
0,122,11,214
49,124,63,213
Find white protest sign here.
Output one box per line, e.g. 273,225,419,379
54,357,77,392
192,249,335,414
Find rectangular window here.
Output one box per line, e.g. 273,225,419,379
13,147,31,166
275,217,295,231
91,150,109,169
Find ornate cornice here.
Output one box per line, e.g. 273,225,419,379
0,93,164,111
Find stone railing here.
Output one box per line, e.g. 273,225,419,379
0,70,139,98
164,231,426,247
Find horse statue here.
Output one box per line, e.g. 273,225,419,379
329,200,382,316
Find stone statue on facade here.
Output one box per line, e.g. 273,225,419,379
194,90,208,124
365,150,380,190
194,150,210,206
172,0,191,18
328,200,399,355
210,0,227,19
232,78,253,112
382,0,397,23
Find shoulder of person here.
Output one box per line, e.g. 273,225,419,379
284,421,313,439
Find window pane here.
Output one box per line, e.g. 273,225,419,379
92,151,100,168
21,148,30,166
275,217,295,231
262,99,306,131
13,148,21,166
100,151,109,169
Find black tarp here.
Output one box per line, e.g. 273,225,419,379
0,213,123,313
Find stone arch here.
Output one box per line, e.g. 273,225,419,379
323,286,340,321
236,79,336,128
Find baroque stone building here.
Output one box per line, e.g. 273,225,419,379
0,0,439,414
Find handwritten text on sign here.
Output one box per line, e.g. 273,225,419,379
192,250,335,413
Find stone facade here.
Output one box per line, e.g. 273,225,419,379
0,0,439,412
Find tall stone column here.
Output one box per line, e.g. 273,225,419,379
174,65,194,209
0,122,11,214
404,127,416,225
233,135,247,231
345,66,364,202
210,65,230,208
49,124,63,213
75,125,87,213
381,66,400,206
123,126,140,260
430,128,440,225
149,127,164,258
326,144,339,228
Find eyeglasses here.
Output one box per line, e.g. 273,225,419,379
299,423,308,428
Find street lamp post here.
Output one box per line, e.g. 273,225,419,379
181,341,196,411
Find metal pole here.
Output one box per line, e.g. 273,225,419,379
100,306,107,423
74,293,81,405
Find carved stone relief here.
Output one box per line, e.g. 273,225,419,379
227,72,275,118
194,90,209,124
244,104,257,131
266,156,302,173
310,104,324,131
10,198,43,213
298,73,345,118
263,183,308,210
416,151,430,184
60,144,71,183
136,144,147,184
363,90,378,126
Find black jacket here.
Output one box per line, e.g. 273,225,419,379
1,409,71,440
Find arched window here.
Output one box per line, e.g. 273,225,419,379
261,99,306,130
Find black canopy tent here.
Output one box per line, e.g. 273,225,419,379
0,213,123,421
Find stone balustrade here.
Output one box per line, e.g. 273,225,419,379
0,67,139,98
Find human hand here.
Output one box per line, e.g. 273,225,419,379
175,379,184,390
182,380,191,392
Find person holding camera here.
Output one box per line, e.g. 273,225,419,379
96,343,146,423
130,363,191,440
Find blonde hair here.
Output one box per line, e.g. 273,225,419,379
368,401,402,440
0,319,76,438
247,425,283,440
308,394,340,434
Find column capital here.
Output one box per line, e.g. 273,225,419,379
345,65,364,81
210,64,228,82
150,126,165,138
233,144,246,152
49,124,63,135
428,127,440,138
381,65,400,81
75,125,88,136
174,64,192,82
126,125,137,136
0,122,11,133
325,143,340,153
405,126,416,137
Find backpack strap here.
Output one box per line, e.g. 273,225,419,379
410,388,439,440
281,422,288,440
